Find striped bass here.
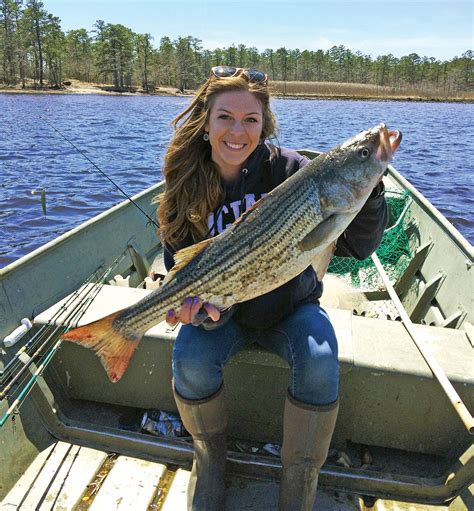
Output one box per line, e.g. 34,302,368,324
61,124,401,382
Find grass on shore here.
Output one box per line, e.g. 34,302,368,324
0,78,472,102
269,80,473,102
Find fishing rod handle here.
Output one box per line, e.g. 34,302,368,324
3,318,33,348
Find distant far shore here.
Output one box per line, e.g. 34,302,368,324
1,79,472,103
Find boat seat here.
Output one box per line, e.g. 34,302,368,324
34,282,354,372
35,283,474,456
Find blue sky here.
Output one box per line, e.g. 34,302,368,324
46,0,472,61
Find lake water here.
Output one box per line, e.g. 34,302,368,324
0,93,473,268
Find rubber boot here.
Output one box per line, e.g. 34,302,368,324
278,392,339,511
173,384,227,511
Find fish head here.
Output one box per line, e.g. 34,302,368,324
318,124,402,210
337,123,402,169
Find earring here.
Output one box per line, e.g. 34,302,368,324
203,132,209,142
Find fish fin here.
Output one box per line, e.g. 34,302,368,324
61,310,141,383
312,242,337,280
165,237,213,283
298,215,339,252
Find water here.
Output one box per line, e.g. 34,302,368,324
1,94,473,268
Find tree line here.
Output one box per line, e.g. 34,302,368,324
1,0,472,95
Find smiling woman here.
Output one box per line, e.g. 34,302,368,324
156,68,277,249
204,91,264,181
149,67,389,511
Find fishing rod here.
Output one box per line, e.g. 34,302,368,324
0,340,62,428
0,271,99,382
0,285,96,401
39,115,160,229
0,277,118,425
0,251,127,402
371,252,474,435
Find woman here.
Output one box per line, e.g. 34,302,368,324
157,66,387,510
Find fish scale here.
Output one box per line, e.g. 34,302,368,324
117,168,325,333
61,124,402,382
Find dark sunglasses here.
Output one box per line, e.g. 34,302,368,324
210,66,268,85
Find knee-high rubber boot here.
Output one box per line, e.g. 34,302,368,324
278,392,339,511
173,384,227,511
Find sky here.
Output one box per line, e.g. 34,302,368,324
45,0,472,61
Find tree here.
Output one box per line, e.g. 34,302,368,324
65,28,93,81
94,21,135,90
375,54,396,86
313,50,325,81
276,47,288,86
136,32,153,91
175,36,197,90
223,44,237,66
23,0,48,87
262,48,275,80
43,13,64,87
157,36,176,87
247,46,260,68
0,0,22,84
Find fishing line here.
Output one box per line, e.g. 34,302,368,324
0,271,119,423
38,115,160,229
0,255,122,400
0,250,127,404
0,271,100,382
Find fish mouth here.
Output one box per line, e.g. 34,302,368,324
376,124,402,162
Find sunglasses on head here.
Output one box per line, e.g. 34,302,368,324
210,66,268,85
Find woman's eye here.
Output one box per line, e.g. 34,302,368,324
218,114,231,120
246,117,258,123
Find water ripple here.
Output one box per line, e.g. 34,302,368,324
0,94,472,268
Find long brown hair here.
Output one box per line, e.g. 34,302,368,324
156,74,278,250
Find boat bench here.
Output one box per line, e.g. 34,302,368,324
35,283,474,456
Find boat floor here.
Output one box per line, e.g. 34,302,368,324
1,441,451,511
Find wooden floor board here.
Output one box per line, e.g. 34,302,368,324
161,469,190,511
1,443,56,510
2,442,71,510
38,445,107,511
2,443,451,511
89,456,165,511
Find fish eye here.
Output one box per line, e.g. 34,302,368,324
359,147,371,160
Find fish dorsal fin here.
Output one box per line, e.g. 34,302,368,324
165,237,213,283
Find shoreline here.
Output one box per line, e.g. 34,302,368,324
0,84,472,104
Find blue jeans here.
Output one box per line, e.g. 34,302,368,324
172,303,339,406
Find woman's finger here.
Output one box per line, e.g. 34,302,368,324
179,297,193,324
166,309,179,327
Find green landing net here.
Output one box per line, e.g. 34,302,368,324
328,189,413,290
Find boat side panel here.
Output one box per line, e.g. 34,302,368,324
401,198,473,327
0,184,163,360
386,167,473,328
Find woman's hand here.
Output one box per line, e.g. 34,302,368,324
166,296,221,327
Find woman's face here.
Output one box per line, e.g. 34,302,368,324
205,90,264,181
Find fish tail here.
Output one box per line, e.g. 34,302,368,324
61,311,141,383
